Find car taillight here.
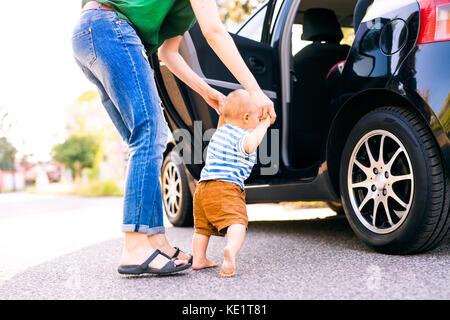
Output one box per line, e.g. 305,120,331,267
417,0,450,43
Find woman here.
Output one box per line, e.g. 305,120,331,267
72,0,275,275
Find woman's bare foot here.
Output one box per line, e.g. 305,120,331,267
120,233,187,270
192,258,218,270
120,247,182,269
219,247,236,278
159,244,192,262
147,235,192,262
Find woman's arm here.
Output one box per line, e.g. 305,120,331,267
158,36,225,112
190,0,276,123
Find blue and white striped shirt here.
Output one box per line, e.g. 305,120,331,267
199,124,257,189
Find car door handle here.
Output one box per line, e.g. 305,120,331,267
248,56,266,74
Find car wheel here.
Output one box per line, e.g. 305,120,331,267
161,150,193,227
340,106,450,254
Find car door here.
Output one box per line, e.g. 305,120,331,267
151,1,281,182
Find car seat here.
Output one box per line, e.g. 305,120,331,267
291,8,350,168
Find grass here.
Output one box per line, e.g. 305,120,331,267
26,179,124,197
73,179,124,197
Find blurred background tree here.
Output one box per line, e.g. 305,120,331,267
217,0,267,30
65,90,126,181
0,137,16,171
52,134,100,180
0,106,17,171
50,90,126,196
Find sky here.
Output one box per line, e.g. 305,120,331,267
0,1,96,162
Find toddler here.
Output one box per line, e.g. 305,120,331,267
192,89,271,277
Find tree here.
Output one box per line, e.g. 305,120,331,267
52,134,101,179
0,137,16,171
217,0,266,25
0,106,16,172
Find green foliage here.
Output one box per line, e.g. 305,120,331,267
52,134,101,178
217,0,267,24
0,137,16,171
74,179,123,197
0,106,16,171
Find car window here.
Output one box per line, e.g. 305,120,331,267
291,24,356,55
236,4,268,42
341,27,355,46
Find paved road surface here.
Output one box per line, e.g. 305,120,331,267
0,193,448,299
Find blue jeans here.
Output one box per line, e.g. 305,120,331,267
71,9,169,235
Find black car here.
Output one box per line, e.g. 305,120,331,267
150,0,450,254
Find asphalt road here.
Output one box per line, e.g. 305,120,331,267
0,193,448,300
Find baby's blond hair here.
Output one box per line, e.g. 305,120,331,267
222,89,255,122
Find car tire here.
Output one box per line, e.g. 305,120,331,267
339,106,450,254
161,150,193,227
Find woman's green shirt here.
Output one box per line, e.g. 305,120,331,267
81,0,196,55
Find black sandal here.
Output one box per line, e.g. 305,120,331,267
118,249,191,275
172,247,193,264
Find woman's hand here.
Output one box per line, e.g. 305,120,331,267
190,0,277,125
159,36,225,115
202,86,225,114
248,89,276,124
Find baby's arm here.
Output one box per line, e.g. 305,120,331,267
217,115,225,128
217,99,225,128
243,117,271,154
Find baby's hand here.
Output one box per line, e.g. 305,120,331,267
244,115,271,154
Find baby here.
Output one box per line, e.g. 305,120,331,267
192,89,271,277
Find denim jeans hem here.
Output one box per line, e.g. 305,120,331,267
122,224,165,235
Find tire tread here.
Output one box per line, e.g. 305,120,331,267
341,106,450,254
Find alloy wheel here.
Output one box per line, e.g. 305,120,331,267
162,161,182,219
347,129,414,234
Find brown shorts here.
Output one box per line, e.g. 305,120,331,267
193,180,248,237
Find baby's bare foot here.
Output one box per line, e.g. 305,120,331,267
192,258,218,270
219,247,236,278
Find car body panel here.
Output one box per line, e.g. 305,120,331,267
329,0,449,175
389,41,450,167
336,0,419,96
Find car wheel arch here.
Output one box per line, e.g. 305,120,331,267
162,141,197,197
163,140,176,159
325,88,430,197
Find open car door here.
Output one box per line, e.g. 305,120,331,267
151,2,281,183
